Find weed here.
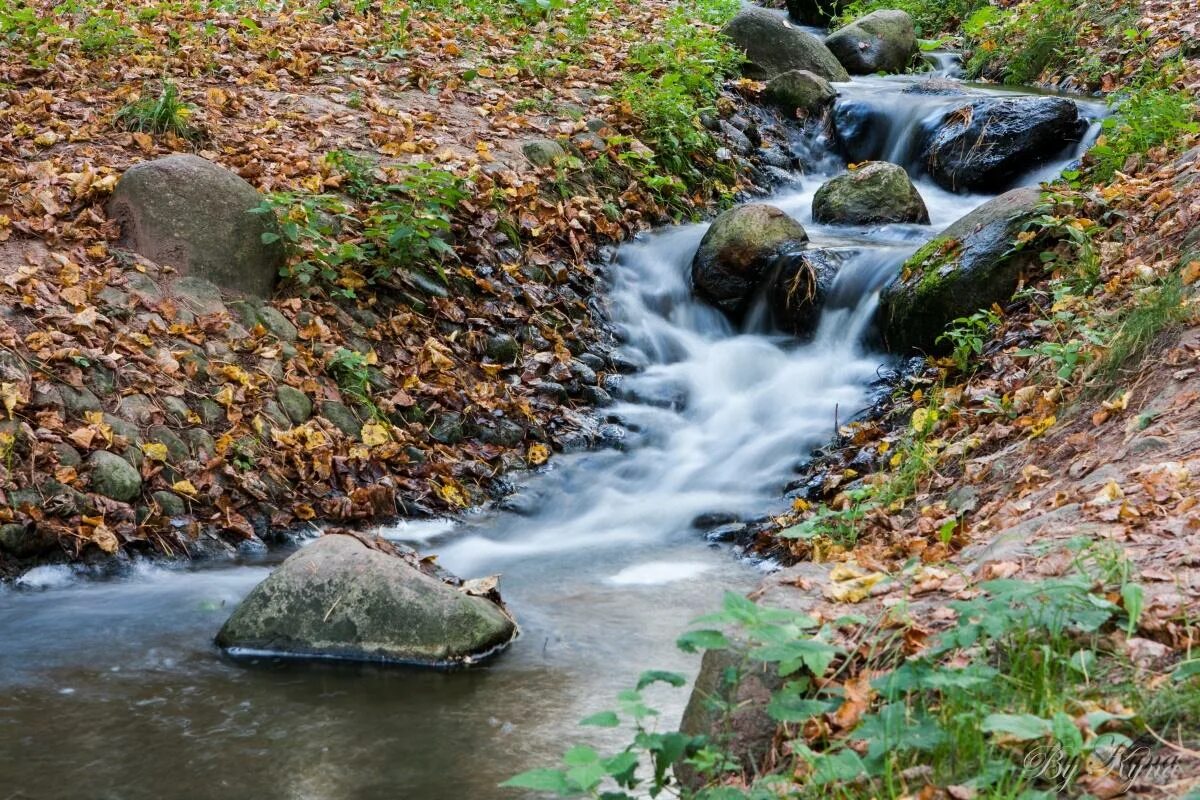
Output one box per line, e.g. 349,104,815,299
326,347,373,407
1094,272,1188,384
1088,83,1199,182
936,308,1001,373
114,80,199,139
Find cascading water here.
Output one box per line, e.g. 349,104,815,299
0,71,1104,799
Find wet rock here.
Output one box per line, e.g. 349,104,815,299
825,10,918,75
88,450,142,502
429,413,465,444
215,534,516,666
919,97,1087,192
722,6,849,82
765,248,844,337
276,386,313,423
786,0,849,24
109,154,283,297
764,69,836,116
692,204,808,317
522,139,567,167
569,360,598,386
811,161,929,225
607,347,648,374
581,385,613,407
0,521,57,558
705,522,747,543
718,121,754,156
577,352,605,371
903,77,967,95
485,333,520,363
479,418,525,447
880,187,1049,352
831,99,891,163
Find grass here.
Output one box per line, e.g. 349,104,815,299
114,80,199,139
1094,273,1189,386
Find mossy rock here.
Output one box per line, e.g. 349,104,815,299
521,139,567,167
87,450,142,502
277,386,313,424
722,6,849,81
812,162,929,226
320,400,362,437
215,534,517,666
692,204,809,317
764,69,836,116
879,187,1050,352
825,10,918,75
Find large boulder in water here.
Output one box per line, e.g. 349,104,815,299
215,533,517,666
765,248,843,336
825,10,918,75
722,7,849,82
919,97,1087,193
879,187,1050,352
764,69,837,117
692,204,809,317
832,99,891,163
812,162,929,225
786,0,850,25
109,154,284,298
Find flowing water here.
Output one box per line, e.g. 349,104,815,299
0,72,1103,799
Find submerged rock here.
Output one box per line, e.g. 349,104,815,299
919,97,1087,192
692,204,809,317
216,533,517,666
879,187,1049,352
764,69,837,116
722,7,849,82
766,248,843,336
831,99,890,163
811,162,929,225
825,10,918,75
108,154,284,298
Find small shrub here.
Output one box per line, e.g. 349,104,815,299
1087,84,1199,181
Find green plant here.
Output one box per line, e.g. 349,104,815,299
254,193,366,290
114,79,199,139
363,162,468,282
1094,272,1188,384
837,0,986,37
936,308,1001,373
326,347,372,406
1088,83,1199,182
325,149,379,200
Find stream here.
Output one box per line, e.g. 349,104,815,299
0,69,1102,799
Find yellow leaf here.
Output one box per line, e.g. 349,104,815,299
141,442,169,462
1029,415,1056,438
0,382,21,418
361,421,391,446
172,479,199,496
437,480,469,508
1092,481,1123,504
213,385,235,407
293,503,316,520
526,443,550,465
89,525,119,554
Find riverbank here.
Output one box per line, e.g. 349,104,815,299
508,1,1200,797
0,0,814,578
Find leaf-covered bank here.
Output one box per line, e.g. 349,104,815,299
0,0,782,575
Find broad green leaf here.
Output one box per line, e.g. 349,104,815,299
1121,583,1144,635
580,710,620,727
1173,659,1200,681
636,670,687,690
676,629,728,653
981,713,1051,741
499,768,572,794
